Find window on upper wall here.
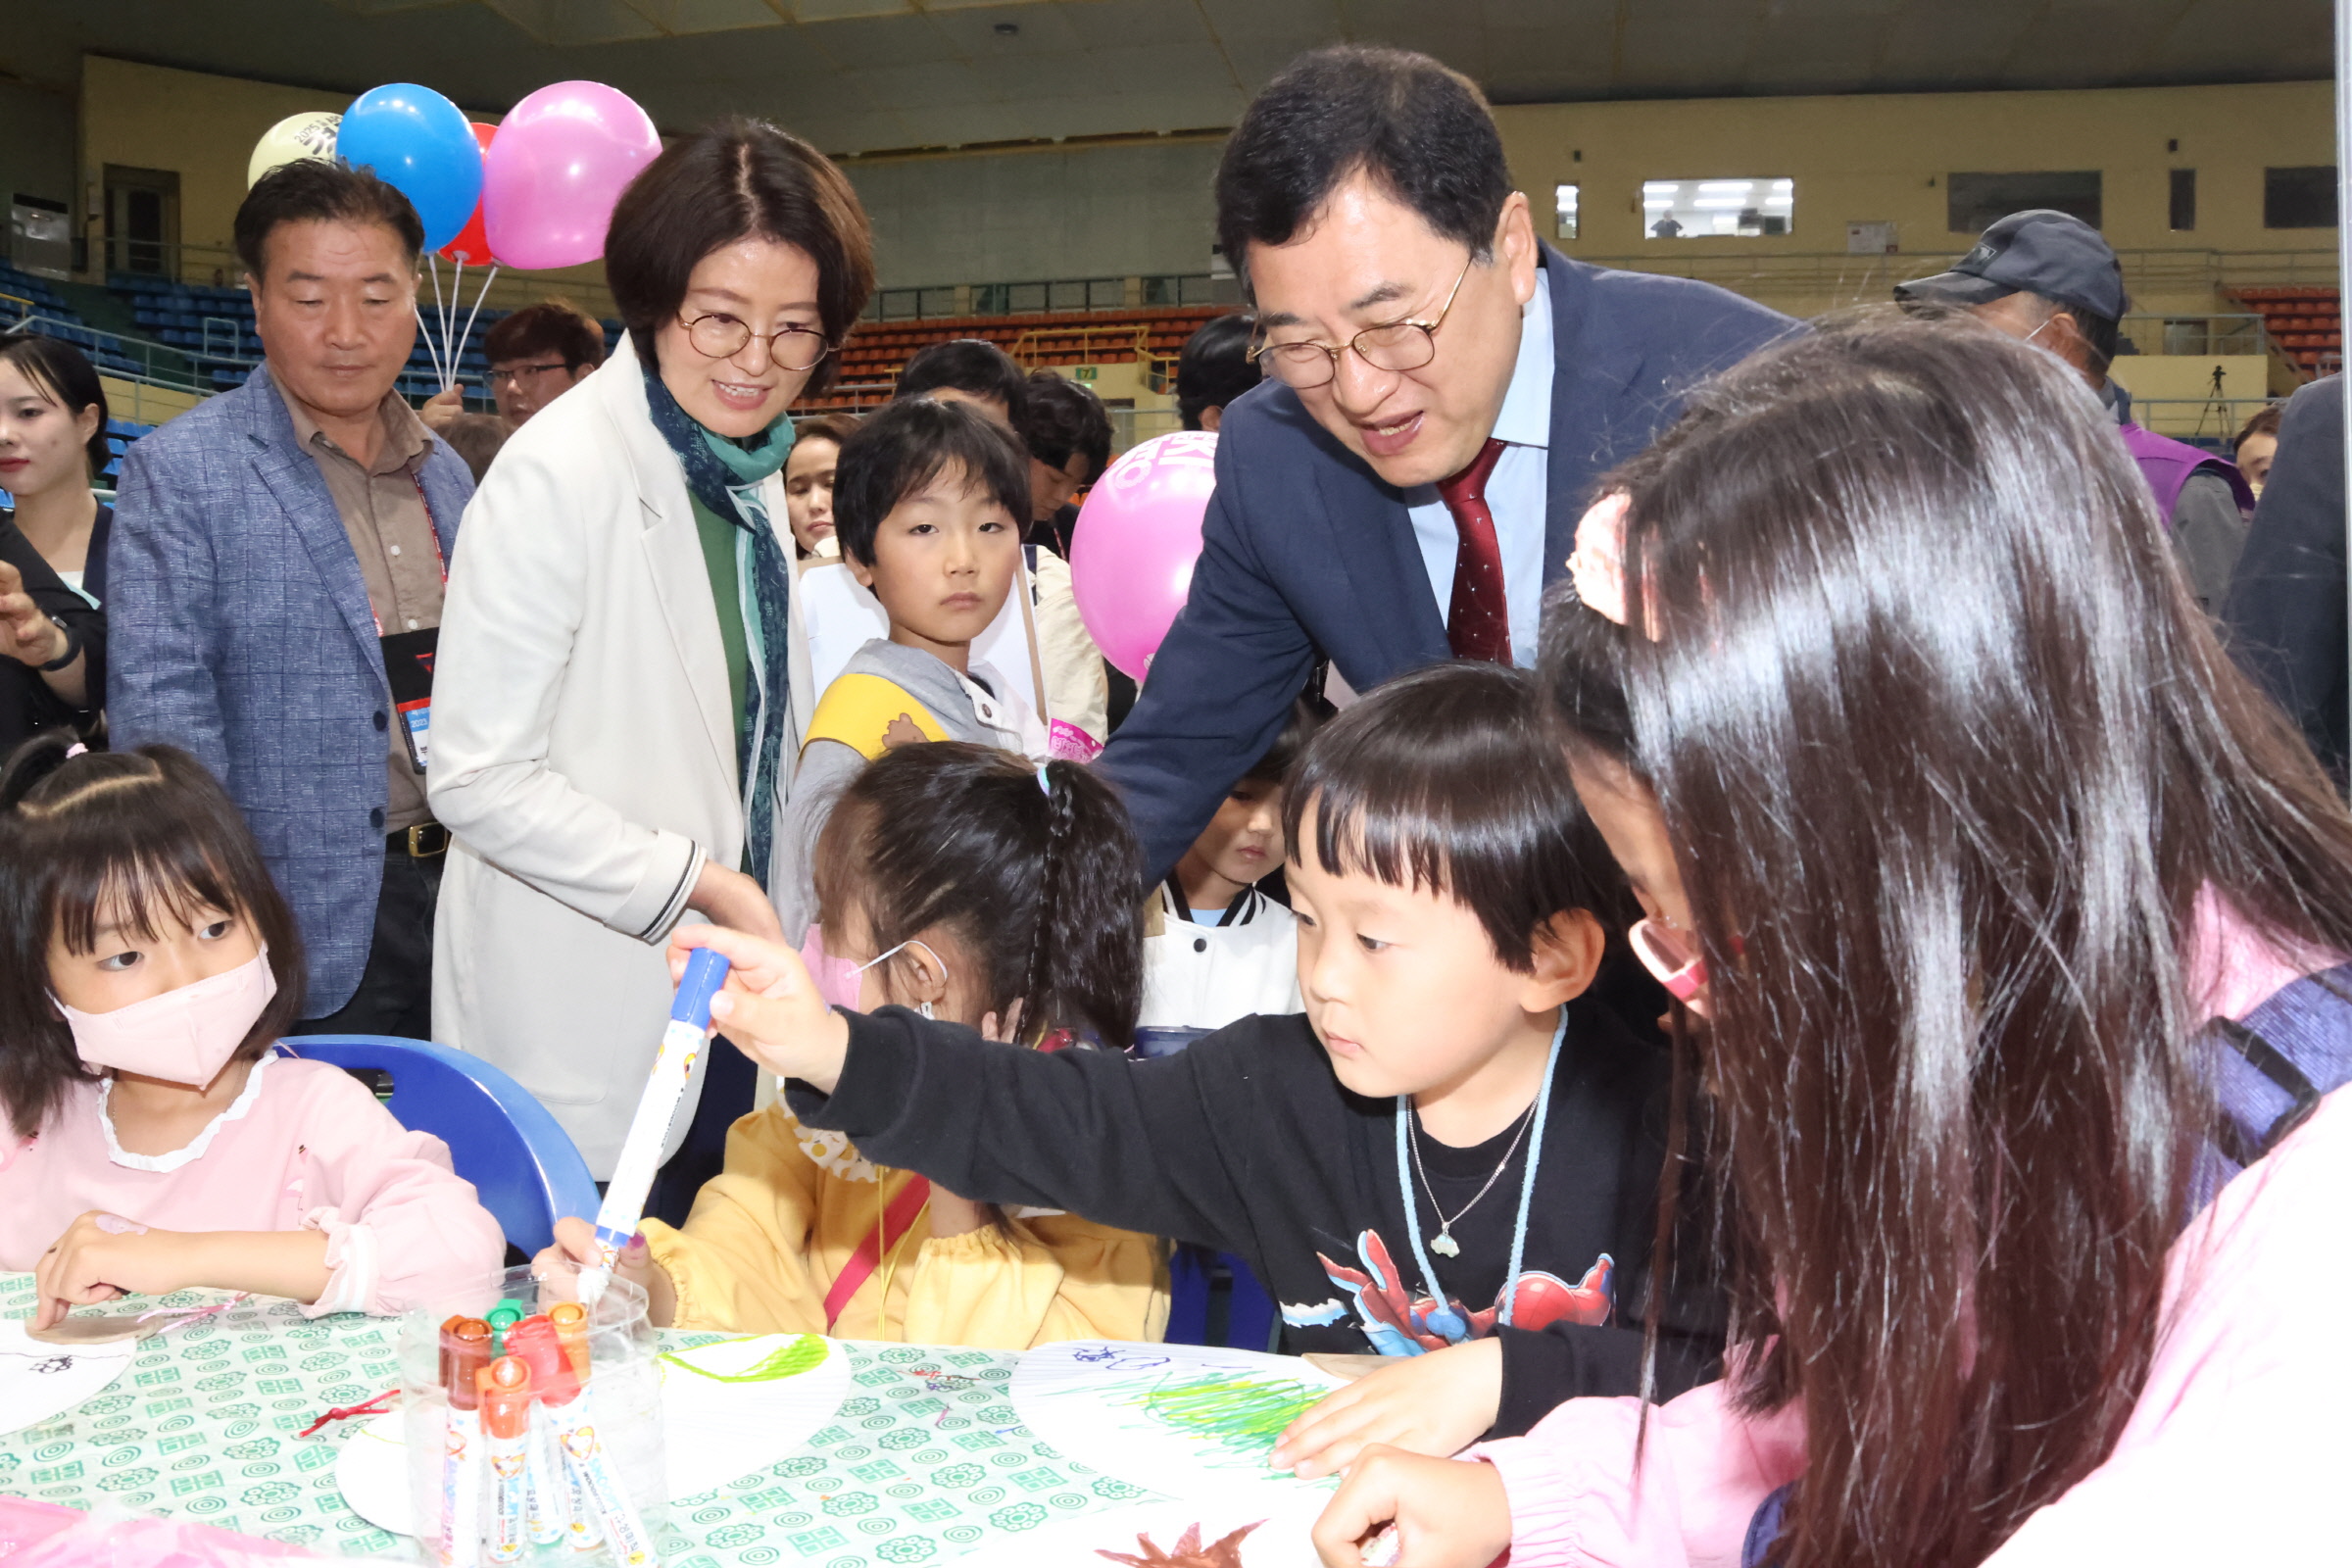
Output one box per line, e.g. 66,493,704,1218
1554,182,1579,241
2265,167,2337,229
1946,171,2101,233
2169,169,2196,231
1642,178,1793,240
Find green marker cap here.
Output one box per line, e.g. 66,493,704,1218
487,1300,525,1331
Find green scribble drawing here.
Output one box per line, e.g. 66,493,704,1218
1100,1373,1328,1465
661,1334,827,1384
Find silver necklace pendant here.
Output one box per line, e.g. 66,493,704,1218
1429,1230,1460,1258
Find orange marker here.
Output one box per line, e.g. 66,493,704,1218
479,1357,533,1563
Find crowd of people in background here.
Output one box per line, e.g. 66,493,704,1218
2,37,2346,1568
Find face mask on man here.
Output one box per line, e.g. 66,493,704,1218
56,948,278,1086
798,926,947,1019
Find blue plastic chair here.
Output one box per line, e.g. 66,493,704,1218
279,1035,599,1257
1165,1245,1280,1353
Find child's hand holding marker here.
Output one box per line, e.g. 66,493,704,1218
1309,1446,1512,1568
534,1220,672,1329
665,923,852,1093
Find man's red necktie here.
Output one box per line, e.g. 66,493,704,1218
1434,437,1511,663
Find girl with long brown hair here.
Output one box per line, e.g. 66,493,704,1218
1313,312,2352,1567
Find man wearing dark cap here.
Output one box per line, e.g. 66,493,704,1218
1898,209,2254,610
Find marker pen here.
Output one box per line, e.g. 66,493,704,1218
510,1318,599,1553
437,1317,492,1568
478,1358,533,1564
512,1322,654,1567
584,948,730,1297
548,1301,592,1379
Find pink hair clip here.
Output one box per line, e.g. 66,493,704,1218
1567,493,1633,628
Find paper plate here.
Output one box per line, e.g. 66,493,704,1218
337,1331,855,1534
1008,1342,1345,1504
0,1319,138,1440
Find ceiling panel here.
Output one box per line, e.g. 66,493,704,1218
0,0,2326,161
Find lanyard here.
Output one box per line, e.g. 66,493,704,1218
1393,1011,1567,1342
368,471,449,639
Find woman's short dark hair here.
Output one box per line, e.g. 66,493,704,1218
1176,313,1261,430
813,742,1144,1049
235,159,423,279
793,412,860,449
0,734,307,1140
832,397,1031,567
2234,401,2283,455
1017,370,1110,480
1283,662,1617,973
483,299,607,370
895,339,1029,424
606,117,874,396
0,332,110,480
1216,45,1513,290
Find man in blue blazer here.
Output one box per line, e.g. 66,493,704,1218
1098,46,1793,876
110,162,473,1032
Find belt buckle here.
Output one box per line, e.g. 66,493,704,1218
405,822,449,858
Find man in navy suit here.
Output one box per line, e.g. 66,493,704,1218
110,162,473,1035
1098,46,1793,876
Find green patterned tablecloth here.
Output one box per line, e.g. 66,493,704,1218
0,1277,1169,1567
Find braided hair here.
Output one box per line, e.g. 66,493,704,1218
809,743,1143,1048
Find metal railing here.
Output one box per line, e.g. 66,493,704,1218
865,271,1242,322
1574,247,2339,310
2118,312,2272,357
2129,395,2282,447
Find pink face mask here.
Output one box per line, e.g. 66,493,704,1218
798,925,947,1017
56,947,278,1086
1630,918,1710,1018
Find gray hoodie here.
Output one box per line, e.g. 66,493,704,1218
779,637,1017,939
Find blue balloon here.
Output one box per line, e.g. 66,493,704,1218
337,83,483,253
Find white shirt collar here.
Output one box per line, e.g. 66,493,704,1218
98,1050,278,1173
1490,269,1553,452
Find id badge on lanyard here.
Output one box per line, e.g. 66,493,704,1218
375,474,448,773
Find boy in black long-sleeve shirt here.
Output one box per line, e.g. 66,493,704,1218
673,662,1720,1475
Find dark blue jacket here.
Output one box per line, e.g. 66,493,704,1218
1098,245,1796,875
2224,373,2345,782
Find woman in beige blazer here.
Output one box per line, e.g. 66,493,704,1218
428,120,874,1189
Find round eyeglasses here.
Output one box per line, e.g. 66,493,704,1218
1247,256,1474,390
678,311,832,370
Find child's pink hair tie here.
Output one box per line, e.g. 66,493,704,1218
1567,493,1633,628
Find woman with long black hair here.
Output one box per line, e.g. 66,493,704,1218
0,331,107,738
1313,311,2352,1567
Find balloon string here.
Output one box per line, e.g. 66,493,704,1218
453,265,500,401
448,256,465,392
423,257,449,389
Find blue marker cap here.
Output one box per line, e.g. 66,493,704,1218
670,947,732,1028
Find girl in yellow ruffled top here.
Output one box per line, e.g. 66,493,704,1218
541,742,1167,1347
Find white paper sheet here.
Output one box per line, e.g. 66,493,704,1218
0,1319,138,1439
337,1331,855,1534
1007,1341,1347,1504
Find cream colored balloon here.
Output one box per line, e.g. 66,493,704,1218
247,112,341,188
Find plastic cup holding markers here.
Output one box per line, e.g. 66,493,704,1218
398,1263,665,1568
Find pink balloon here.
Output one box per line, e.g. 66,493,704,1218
482,81,662,270
1069,431,1220,681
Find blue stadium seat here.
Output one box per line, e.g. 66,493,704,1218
279,1035,599,1257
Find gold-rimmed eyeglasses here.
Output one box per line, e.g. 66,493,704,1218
678,311,833,371
1247,256,1475,389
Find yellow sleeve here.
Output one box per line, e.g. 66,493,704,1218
801,673,950,760
896,1211,1170,1349
640,1103,832,1335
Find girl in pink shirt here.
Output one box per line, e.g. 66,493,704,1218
1312,316,2352,1567
0,737,503,1325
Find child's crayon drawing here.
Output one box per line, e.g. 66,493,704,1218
1009,1341,1348,1502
